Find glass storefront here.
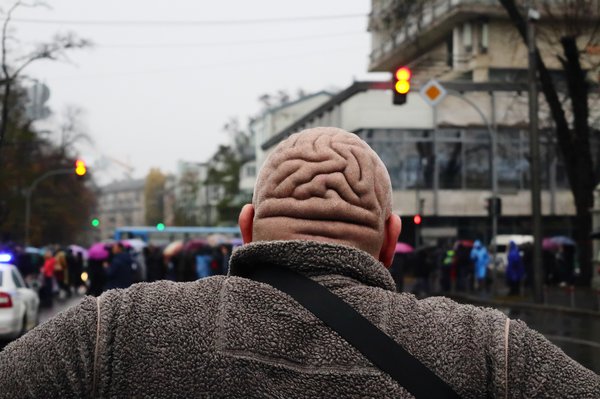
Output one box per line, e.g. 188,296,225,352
358,127,575,191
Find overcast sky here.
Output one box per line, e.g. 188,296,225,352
9,0,386,183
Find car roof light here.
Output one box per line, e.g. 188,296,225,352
0,253,12,263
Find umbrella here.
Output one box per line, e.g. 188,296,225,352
183,239,209,252
456,239,474,249
25,246,44,255
122,238,147,252
395,242,414,254
207,234,229,246
230,238,244,249
542,237,559,252
163,240,184,258
69,244,88,259
550,235,576,246
88,242,110,261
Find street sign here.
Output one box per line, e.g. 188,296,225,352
420,79,447,107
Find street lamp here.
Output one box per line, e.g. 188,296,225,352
24,160,88,245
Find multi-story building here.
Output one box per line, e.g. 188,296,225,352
238,91,334,198
173,160,215,225
259,0,600,246
96,179,146,240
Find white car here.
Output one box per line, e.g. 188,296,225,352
0,255,40,340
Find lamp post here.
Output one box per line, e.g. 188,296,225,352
24,168,72,246
445,91,500,293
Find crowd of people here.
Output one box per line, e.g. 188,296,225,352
389,239,577,297
1,240,234,307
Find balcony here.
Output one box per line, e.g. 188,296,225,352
368,0,502,71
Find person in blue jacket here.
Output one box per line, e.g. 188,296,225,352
506,241,524,296
470,240,489,292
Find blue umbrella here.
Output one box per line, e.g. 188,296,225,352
550,236,576,246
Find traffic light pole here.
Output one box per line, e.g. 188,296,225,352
24,168,72,246
445,91,499,293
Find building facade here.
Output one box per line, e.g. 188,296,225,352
96,179,146,241
259,0,600,246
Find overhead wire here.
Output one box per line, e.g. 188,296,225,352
94,31,365,49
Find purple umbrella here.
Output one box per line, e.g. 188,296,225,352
88,242,110,261
69,244,88,260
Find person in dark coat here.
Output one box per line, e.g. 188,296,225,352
1,127,598,398
144,245,165,282
87,258,106,297
505,241,524,296
105,243,134,290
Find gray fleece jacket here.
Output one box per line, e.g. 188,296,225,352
0,240,598,398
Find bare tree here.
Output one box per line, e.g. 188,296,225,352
0,1,91,164
57,105,93,156
499,0,600,285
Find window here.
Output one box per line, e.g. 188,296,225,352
11,269,24,288
463,22,472,53
479,22,488,53
438,131,463,189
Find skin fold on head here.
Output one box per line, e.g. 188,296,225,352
243,127,401,263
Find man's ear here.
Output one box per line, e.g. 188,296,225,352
378,213,402,267
238,204,255,244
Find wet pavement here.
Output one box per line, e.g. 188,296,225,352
499,306,600,373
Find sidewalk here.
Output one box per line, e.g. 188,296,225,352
403,276,600,315
446,285,600,317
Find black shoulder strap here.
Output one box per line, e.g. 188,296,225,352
243,265,461,399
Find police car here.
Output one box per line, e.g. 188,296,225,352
0,254,40,340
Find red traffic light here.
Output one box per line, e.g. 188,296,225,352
392,66,412,105
395,67,412,82
413,214,422,225
75,159,87,176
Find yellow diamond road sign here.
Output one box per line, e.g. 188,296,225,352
420,79,447,107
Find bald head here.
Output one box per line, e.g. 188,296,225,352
251,127,394,257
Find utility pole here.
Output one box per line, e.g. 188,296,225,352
527,3,544,303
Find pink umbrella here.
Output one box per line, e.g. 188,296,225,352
542,237,559,252
395,242,414,254
88,242,110,260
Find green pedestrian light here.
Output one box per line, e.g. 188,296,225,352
156,222,165,231
91,218,100,228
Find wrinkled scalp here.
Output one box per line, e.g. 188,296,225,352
253,127,392,256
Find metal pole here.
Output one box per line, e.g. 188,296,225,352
527,4,544,303
445,93,498,286
24,169,72,246
490,92,499,296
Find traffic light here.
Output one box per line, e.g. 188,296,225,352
156,222,165,231
75,159,87,176
486,197,502,218
413,214,422,225
393,66,412,105
91,218,100,228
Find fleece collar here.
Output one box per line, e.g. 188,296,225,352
229,240,396,291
